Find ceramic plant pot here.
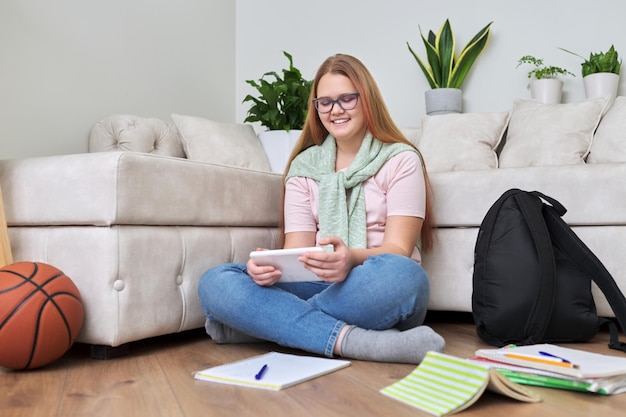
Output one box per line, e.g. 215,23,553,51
530,79,563,104
257,129,302,173
584,72,619,105
424,88,463,115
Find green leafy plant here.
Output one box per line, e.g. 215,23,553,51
407,19,493,89
559,45,622,77
516,55,575,80
243,51,312,131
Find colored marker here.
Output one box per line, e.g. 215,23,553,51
255,364,268,380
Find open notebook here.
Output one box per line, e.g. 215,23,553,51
194,352,350,391
381,351,541,416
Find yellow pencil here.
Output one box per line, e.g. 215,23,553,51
504,353,579,369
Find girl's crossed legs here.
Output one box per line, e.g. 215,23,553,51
198,254,444,363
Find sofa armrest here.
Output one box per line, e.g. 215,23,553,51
0,152,283,227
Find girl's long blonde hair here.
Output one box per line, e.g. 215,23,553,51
283,53,436,252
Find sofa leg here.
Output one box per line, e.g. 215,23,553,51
90,343,130,360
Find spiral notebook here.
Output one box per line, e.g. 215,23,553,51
194,352,351,391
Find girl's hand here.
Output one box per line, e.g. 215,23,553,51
246,248,282,286
299,236,355,283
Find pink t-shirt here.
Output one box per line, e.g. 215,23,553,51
284,151,426,262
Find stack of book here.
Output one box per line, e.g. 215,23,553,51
380,344,626,416
473,343,626,395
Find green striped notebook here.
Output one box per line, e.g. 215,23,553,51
380,351,541,416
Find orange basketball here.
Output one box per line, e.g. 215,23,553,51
0,262,84,370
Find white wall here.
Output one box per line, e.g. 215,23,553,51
0,0,235,159
236,0,625,130
3,1,624,159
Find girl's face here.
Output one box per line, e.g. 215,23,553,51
315,73,367,146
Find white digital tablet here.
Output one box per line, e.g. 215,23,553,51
249,247,325,283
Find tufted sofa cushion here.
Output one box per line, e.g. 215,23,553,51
88,114,185,157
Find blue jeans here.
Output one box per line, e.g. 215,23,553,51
197,253,430,357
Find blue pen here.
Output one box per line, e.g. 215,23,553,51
539,351,571,364
255,364,268,380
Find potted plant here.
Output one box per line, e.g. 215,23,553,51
516,55,575,104
243,51,312,173
407,19,492,115
560,45,621,102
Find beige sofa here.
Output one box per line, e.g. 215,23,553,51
2,96,626,356
421,96,626,319
0,115,284,358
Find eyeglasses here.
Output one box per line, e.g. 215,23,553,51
312,93,360,114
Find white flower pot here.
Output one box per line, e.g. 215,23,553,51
424,88,463,115
258,130,302,173
584,72,619,104
530,79,563,104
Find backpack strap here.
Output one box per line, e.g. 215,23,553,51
513,191,557,343
600,318,626,352
534,191,626,353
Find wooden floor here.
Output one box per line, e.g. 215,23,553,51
2,312,626,417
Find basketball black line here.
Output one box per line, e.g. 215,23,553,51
36,291,82,344
25,291,82,369
0,263,63,330
25,270,80,369
0,263,47,368
0,266,40,294
0,281,46,330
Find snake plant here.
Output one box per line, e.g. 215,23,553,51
408,20,493,89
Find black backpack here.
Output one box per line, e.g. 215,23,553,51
472,188,626,353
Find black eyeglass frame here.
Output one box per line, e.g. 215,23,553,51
312,93,360,114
